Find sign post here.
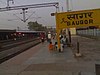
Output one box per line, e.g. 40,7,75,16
55,13,61,52
55,8,100,54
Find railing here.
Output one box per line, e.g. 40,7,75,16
76,29,100,39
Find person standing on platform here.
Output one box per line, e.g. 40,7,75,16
47,32,52,43
60,36,64,52
40,33,45,43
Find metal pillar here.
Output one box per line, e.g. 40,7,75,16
66,0,71,46
55,4,61,52
22,8,28,22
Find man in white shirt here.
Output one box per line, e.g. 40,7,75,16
48,32,51,43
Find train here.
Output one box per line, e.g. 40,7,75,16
0,29,46,41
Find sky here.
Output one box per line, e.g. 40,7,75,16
0,0,100,30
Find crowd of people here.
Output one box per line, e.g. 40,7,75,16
47,32,68,53
39,31,68,53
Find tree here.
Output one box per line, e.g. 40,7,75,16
27,21,47,31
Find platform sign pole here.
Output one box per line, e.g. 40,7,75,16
55,13,61,52
56,28,61,52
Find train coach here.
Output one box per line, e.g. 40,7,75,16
0,29,16,40
16,30,46,39
0,29,46,41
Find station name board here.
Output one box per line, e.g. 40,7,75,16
56,8,100,29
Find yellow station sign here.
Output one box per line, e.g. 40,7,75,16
56,8,100,29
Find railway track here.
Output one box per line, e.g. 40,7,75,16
0,38,41,64
0,37,35,46
0,38,38,52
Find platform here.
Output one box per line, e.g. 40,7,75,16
0,39,96,75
